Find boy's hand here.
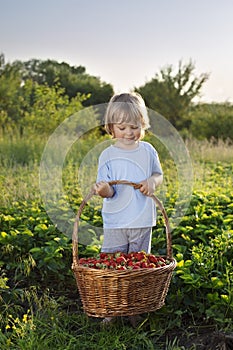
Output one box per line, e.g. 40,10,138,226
94,181,114,198
139,178,155,196
139,174,163,196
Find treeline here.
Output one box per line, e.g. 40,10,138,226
0,53,232,140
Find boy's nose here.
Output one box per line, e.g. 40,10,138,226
126,127,133,135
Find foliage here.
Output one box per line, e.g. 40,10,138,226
0,53,114,135
21,81,86,134
188,102,233,141
0,54,23,132
0,79,86,135
1,53,233,141
152,162,233,328
5,55,114,105
17,58,114,105
0,200,73,290
135,60,209,129
0,290,175,350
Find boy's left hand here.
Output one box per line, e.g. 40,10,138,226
139,174,163,196
139,178,155,196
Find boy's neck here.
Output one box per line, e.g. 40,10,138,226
114,140,140,150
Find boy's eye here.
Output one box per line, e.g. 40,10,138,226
116,125,140,131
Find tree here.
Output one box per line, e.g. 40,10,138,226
189,103,233,141
0,54,114,134
0,53,22,132
21,81,85,134
135,60,209,129
14,58,114,106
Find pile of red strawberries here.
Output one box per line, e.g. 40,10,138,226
79,251,170,270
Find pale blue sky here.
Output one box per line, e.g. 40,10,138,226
1,0,233,102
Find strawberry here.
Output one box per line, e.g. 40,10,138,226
148,254,158,264
134,251,147,261
157,257,166,263
148,263,156,268
100,252,108,259
117,265,127,270
127,252,136,261
95,262,103,269
134,261,142,268
79,258,88,264
114,252,123,258
132,265,140,270
109,261,117,269
115,256,127,265
141,262,148,268
127,260,135,267
102,260,111,268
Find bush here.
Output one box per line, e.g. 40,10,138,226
189,103,233,141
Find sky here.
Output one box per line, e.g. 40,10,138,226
1,0,233,103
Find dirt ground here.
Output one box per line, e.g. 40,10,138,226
167,328,233,350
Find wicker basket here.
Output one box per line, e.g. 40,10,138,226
72,180,176,317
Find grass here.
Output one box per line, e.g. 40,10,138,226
185,137,233,163
0,134,232,207
2,287,227,349
0,289,176,350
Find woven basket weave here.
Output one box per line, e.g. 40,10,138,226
72,180,176,317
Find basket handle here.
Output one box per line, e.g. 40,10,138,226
72,180,173,266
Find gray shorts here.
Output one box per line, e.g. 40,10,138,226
101,227,152,254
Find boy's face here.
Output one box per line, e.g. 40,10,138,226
112,123,142,148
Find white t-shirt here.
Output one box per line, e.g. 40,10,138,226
96,141,163,229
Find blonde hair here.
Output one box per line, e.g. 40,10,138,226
104,92,150,138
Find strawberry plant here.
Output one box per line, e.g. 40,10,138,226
0,201,74,290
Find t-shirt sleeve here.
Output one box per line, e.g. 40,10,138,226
145,142,163,175
152,149,163,175
96,150,112,182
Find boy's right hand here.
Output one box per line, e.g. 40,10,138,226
94,181,114,198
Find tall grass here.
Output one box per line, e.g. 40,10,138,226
1,134,232,168
1,134,232,207
0,164,40,207
185,137,233,163
0,134,46,167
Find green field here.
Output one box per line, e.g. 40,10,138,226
0,135,233,349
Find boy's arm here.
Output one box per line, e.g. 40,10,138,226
139,173,163,196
